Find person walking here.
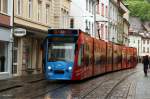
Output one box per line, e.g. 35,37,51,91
142,55,149,77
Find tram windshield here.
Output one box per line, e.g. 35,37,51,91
48,43,75,62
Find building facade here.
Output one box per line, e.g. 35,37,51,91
96,0,109,41
54,0,71,29
109,0,126,44
13,0,55,76
0,0,13,79
70,0,95,36
141,36,150,57
122,3,130,46
129,33,142,60
128,17,150,61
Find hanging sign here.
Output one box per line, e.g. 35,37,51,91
14,28,26,37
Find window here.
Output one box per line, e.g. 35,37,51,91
143,40,145,44
38,0,42,21
105,26,108,39
78,45,84,66
92,2,94,14
0,41,8,72
105,6,108,17
0,0,8,14
46,4,49,24
17,0,22,15
96,2,100,14
101,24,104,39
3,0,7,13
0,0,1,12
89,22,91,34
147,40,149,44
143,47,145,53
85,20,89,32
147,48,149,53
101,3,104,16
92,23,94,35
28,0,33,18
70,18,74,28
86,0,88,11
89,0,91,12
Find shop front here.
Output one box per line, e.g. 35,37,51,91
13,28,45,76
0,27,12,79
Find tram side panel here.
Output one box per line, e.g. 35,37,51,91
130,47,136,68
100,40,107,74
72,33,84,80
112,44,118,71
81,33,94,79
106,42,113,72
133,48,138,67
117,45,122,70
72,32,94,80
93,39,102,76
122,46,127,69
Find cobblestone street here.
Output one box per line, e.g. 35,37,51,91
0,64,150,99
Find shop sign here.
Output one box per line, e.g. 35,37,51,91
14,28,26,37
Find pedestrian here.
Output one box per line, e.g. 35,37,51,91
142,55,149,77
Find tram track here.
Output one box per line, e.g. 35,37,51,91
81,71,137,99
31,84,69,99
32,69,137,99
104,71,137,99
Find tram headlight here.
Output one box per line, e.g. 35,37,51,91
48,66,52,70
68,67,72,70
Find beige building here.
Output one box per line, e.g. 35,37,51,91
13,0,71,76
54,0,71,29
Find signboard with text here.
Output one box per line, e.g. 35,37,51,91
14,28,26,37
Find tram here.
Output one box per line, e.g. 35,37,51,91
43,29,137,80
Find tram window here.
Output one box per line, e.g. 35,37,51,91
78,45,84,66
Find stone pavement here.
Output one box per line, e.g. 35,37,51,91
0,64,150,99
0,74,44,92
134,63,150,99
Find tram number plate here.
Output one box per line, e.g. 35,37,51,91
54,70,64,74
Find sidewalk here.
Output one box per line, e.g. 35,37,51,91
0,74,44,92
134,63,150,99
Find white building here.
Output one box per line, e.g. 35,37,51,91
129,17,150,61
109,0,126,44
70,0,96,37
96,0,109,41
0,0,13,79
128,33,142,58
122,3,130,46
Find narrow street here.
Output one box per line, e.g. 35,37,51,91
0,64,149,99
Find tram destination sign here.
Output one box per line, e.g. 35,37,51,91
48,29,79,36
14,28,26,37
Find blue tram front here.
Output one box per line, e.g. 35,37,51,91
44,29,78,80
